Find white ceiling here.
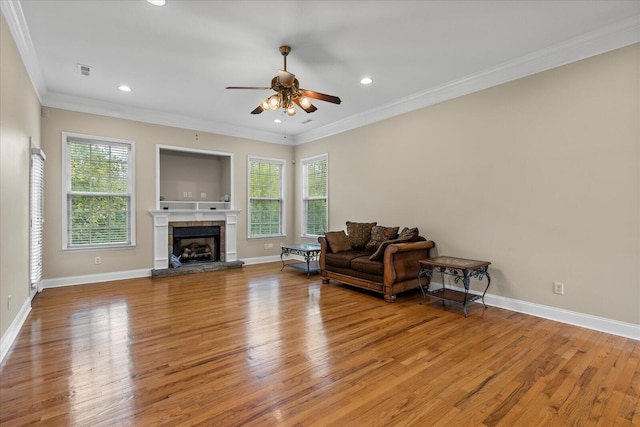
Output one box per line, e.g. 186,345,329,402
4,0,640,145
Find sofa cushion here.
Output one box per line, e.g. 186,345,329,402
324,265,383,284
325,251,371,269
324,230,352,253
350,256,384,276
365,225,399,252
346,221,377,250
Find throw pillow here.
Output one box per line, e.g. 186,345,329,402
346,221,377,250
368,227,420,261
365,225,399,252
398,226,420,241
324,230,352,253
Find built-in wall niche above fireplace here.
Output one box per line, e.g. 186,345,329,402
151,145,239,270
157,146,233,210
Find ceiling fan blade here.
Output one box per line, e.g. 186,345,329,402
226,86,272,90
250,105,264,115
301,89,341,104
293,98,317,113
278,70,295,87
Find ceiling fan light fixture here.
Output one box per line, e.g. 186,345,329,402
360,77,373,85
227,45,341,115
268,95,280,110
299,96,311,108
147,0,166,6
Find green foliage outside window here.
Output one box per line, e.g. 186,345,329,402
249,159,283,236
303,156,327,236
306,199,327,236
68,140,131,246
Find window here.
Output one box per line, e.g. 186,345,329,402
62,133,135,250
248,156,285,237
302,154,328,237
30,145,45,289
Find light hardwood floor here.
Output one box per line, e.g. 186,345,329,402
1,262,638,426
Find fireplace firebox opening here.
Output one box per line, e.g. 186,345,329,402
170,225,222,266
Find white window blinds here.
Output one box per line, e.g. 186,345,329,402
302,154,328,236
62,133,135,250
30,147,46,288
248,157,285,237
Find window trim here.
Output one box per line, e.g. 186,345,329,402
247,155,286,239
301,153,328,238
61,132,136,251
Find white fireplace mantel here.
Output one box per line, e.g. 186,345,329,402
149,209,240,270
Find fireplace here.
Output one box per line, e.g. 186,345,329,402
149,208,239,271
168,221,225,266
172,225,220,264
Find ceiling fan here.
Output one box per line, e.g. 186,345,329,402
226,45,341,116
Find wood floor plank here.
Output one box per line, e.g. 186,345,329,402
1,262,638,426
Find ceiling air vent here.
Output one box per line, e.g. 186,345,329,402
77,64,92,77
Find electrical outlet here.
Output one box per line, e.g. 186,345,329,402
201,192,206,199
183,192,188,198
7,294,12,310
95,256,101,265
264,243,269,250
187,192,192,197
553,282,564,295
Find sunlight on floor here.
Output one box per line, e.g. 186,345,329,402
69,302,133,424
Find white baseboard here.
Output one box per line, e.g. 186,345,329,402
41,268,151,289
241,255,282,265
0,296,31,364
37,258,294,287
38,258,295,287
428,282,639,340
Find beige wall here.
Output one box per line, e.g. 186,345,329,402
3,3,637,336
159,150,230,202
41,109,295,279
0,12,42,337
295,44,640,324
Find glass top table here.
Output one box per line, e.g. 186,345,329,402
280,243,321,278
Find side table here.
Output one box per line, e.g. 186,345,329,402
417,256,491,317
280,243,321,278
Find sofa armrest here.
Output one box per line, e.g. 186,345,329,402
383,240,435,285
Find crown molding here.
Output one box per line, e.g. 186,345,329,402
4,0,639,146
0,0,45,103
294,14,640,145
41,91,293,145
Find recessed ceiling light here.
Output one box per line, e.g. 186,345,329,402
274,119,282,124
360,77,373,85
118,85,132,92
147,0,166,6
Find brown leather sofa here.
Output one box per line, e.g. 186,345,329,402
318,227,435,302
